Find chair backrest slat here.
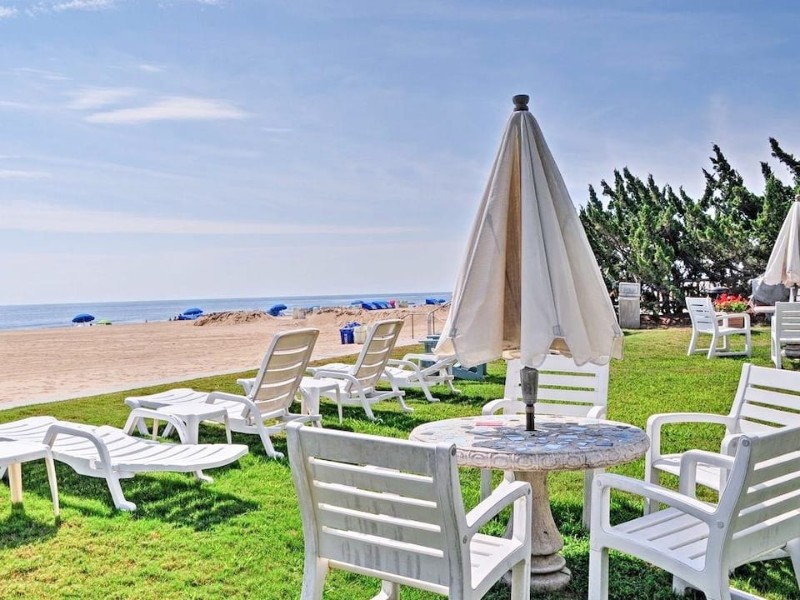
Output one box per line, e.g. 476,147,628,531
774,302,800,341
288,424,465,593
248,329,319,411
686,297,718,333
721,427,800,568
504,355,609,418
348,320,403,392
731,364,800,432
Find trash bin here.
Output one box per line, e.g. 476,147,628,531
353,325,367,344
339,328,355,344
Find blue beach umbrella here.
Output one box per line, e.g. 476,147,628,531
182,307,203,316
72,313,95,324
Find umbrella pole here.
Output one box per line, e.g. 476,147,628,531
520,366,539,432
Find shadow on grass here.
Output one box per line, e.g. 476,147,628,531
0,504,59,550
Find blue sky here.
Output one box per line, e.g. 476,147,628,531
1,1,799,305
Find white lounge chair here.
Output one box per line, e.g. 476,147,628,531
300,319,411,421
771,301,800,369
645,363,800,514
589,425,800,600
286,421,532,599
0,413,248,511
685,296,751,358
480,355,610,529
380,352,460,403
126,328,320,459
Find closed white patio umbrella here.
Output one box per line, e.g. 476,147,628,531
435,95,623,429
763,198,800,299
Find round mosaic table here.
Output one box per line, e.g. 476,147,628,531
410,414,649,592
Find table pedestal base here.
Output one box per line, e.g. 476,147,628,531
513,470,571,591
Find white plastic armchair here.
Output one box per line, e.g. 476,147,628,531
685,296,751,359
589,425,800,600
645,363,800,514
771,301,800,369
286,421,532,600
480,354,609,529
381,352,460,403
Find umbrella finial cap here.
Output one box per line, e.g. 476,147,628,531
512,94,529,111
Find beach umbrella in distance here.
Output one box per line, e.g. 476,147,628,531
182,307,203,316
72,313,95,324
763,196,800,300
435,94,623,431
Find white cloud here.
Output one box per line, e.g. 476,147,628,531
0,201,417,235
0,169,50,179
85,96,249,124
0,6,18,18
13,67,69,81
138,64,164,73
68,87,136,110
53,0,115,12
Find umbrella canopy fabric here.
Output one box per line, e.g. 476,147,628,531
435,96,623,369
763,200,800,289
182,307,203,316
72,313,95,324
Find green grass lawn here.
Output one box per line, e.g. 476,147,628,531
0,325,797,599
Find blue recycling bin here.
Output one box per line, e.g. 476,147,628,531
339,326,356,344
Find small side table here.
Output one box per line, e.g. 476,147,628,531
154,403,232,445
299,378,342,420
0,440,60,516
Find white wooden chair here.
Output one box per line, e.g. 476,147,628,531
381,352,460,403
303,319,412,421
480,354,609,529
126,328,320,459
771,301,800,369
685,296,751,359
285,421,532,600
589,425,800,600
0,415,248,511
645,363,800,513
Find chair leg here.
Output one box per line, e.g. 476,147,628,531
643,468,659,514
44,455,60,517
8,463,22,504
105,473,136,511
256,422,283,459
509,557,530,600
707,333,718,359
744,330,752,357
479,468,492,501
300,558,328,600
687,330,698,356
371,580,400,600
583,469,600,530
672,576,689,595
418,380,439,403
784,538,800,590
588,546,609,600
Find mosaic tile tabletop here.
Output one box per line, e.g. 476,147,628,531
410,415,649,471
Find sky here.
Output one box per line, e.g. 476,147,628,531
1,0,799,305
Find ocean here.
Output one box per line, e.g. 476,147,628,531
0,292,452,331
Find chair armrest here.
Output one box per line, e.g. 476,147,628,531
313,370,361,388
465,480,531,535
646,412,735,463
236,377,255,395
42,423,113,470
586,405,607,419
123,408,190,443
482,398,525,416
591,472,716,530
677,449,736,497
386,359,422,374
717,312,750,328
207,391,259,420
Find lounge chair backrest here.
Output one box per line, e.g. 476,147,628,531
287,423,469,594
685,297,717,334
716,426,800,570
247,328,319,413
347,319,403,393
729,363,800,433
503,355,609,418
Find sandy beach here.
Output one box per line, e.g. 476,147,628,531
0,306,449,410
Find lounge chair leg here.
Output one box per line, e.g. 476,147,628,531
44,455,60,517
445,379,460,394
419,382,439,403
256,425,283,459
106,474,136,511
8,463,22,504
371,580,400,600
